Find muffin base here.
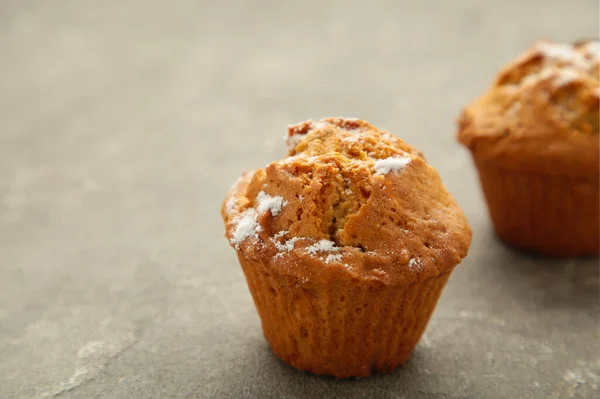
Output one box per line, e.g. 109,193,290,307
474,159,599,257
238,255,452,379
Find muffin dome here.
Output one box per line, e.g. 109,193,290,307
223,117,471,285
458,40,599,176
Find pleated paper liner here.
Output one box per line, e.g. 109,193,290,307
474,158,599,256
238,254,452,378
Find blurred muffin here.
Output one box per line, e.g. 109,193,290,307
458,40,599,256
222,118,471,378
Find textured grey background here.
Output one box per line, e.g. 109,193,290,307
0,1,599,398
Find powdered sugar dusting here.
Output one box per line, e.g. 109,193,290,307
273,236,302,252
381,132,396,141
408,258,423,270
229,192,287,248
341,127,364,134
374,156,412,175
325,254,343,264
515,41,599,91
273,230,288,239
306,239,340,254
581,41,600,60
521,66,584,89
257,191,288,216
313,120,327,130
283,154,317,165
536,42,588,68
272,236,346,260
230,209,262,248
554,68,580,87
225,197,237,215
521,67,554,86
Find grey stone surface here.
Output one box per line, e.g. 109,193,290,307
0,1,598,398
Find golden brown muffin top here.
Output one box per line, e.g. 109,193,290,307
458,40,599,178
222,118,471,285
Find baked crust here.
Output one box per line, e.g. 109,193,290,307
222,117,471,286
458,40,599,179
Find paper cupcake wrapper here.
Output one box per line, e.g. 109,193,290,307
238,255,452,378
474,159,599,256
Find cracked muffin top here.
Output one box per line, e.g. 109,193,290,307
222,118,471,285
458,40,600,177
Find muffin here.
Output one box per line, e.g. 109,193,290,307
222,118,471,378
458,40,600,256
